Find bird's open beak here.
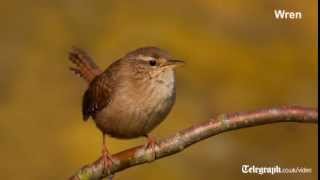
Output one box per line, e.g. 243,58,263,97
164,59,185,68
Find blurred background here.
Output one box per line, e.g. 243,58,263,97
0,0,317,180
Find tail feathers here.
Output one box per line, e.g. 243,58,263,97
68,47,102,83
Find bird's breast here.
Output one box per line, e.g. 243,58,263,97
95,70,176,138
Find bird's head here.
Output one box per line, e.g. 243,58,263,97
123,47,184,77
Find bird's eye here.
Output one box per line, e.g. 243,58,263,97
149,60,157,66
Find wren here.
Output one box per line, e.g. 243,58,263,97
68,46,184,170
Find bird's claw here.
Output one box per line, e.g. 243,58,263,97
101,148,114,175
144,136,158,161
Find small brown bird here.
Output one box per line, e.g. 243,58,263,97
68,47,183,169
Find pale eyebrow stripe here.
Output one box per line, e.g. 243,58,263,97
137,55,154,61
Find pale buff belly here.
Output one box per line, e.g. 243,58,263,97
94,73,176,138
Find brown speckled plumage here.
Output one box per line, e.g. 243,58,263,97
68,46,183,165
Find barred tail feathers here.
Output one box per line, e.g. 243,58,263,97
68,47,102,82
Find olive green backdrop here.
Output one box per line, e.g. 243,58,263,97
0,0,317,180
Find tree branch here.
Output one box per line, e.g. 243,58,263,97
69,106,318,180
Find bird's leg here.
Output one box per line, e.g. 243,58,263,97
144,134,158,160
101,134,114,175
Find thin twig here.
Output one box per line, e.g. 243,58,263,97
69,106,317,180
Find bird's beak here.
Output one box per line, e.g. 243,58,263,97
163,59,185,68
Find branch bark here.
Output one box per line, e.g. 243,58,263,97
69,106,318,180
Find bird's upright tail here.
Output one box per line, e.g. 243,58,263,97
68,47,102,83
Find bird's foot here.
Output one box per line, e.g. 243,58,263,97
101,147,114,176
144,135,158,161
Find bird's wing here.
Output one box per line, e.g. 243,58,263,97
82,73,112,121
69,47,103,83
